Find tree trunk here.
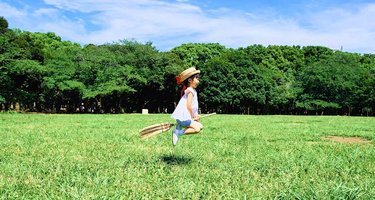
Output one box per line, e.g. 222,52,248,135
15,102,20,112
348,106,351,116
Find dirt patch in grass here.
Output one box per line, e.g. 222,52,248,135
321,136,372,144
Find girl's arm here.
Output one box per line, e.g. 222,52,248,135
186,92,200,121
186,92,194,119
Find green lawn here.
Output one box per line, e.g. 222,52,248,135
0,113,374,199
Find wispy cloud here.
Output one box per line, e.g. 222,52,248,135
0,2,26,19
302,3,375,52
1,0,374,53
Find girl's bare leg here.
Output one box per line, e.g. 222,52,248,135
184,121,203,135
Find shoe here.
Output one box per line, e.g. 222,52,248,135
172,129,179,146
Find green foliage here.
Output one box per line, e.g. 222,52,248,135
297,52,365,115
171,43,227,68
0,16,8,34
0,95,5,104
83,65,141,98
302,46,334,65
6,60,46,110
57,80,85,92
0,16,374,115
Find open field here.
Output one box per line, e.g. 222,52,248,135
0,113,374,199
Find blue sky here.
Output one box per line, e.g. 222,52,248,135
1,0,375,53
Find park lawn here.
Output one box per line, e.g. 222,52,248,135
0,113,374,199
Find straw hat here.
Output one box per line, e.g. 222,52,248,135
176,67,200,85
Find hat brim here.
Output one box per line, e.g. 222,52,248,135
180,70,200,83
176,67,201,85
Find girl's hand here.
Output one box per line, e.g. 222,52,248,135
193,115,201,121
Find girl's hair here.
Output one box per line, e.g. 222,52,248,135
180,74,200,97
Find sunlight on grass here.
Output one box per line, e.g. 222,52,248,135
0,114,374,198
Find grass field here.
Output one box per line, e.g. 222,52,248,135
0,113,374,199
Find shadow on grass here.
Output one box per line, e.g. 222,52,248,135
160,154,193,165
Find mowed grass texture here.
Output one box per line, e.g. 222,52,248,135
0,114,374,199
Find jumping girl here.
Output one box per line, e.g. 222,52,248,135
171,67,203,145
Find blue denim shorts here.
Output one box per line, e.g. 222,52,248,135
176,119,192,130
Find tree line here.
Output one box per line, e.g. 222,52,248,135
1,17,374,116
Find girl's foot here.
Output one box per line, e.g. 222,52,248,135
172,129,183,145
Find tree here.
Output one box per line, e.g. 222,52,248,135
252,46,304,114
297,52,364,115
8,59,46,111
1,21,374,115
358,54,375,116
103,40,157,113
42,37,83,112
0,16,8,34
200,55,234,113
171,43,227,69
302,46,334,65
0,28,14,110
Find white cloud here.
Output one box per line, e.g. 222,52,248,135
1,0,375,53
298,3,375,52
0,2,26,19
39,0,206,45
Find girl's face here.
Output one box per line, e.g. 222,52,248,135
188,74,200,88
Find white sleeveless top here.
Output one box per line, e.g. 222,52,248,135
171,87,199,121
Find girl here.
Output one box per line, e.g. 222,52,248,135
171,67,203,145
